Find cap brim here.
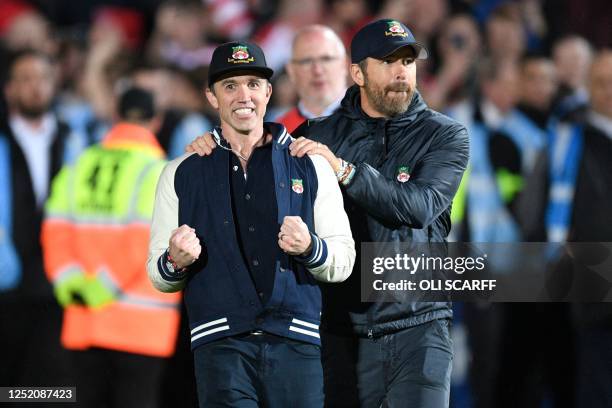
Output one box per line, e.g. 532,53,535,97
209,67,274,87
381,42,428,60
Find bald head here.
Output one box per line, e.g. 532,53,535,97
286,25,348,115
589,50,612,119
291,25,346,60
553,36,593,90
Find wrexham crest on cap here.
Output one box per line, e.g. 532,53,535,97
228,45,254,64
291,179,304,194
396,166,411,183
386,21,408,37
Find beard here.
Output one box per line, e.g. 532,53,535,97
15,101,50,120
363,74,414,118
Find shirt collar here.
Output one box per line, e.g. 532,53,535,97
588,110,612,141
298,98,342,120
480,99,506,130
10,113,57,143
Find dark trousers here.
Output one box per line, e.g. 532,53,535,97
0,300,74,387
576,326,612,408
0,300,77,408
322,319,453,408
193,333,323,408
160,304,197,408
72,348,166,408
465,303,575,408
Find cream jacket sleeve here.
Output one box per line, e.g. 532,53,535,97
298,154,355,282
146,153,193,293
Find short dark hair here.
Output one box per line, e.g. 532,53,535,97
118,87,155,122
358,59,368,74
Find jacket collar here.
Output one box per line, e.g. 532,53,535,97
588,110,612,141
212,122,291,151
101,123,164,158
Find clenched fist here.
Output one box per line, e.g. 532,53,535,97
168,224,202,269
278,216,312,256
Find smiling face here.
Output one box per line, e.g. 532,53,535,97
351,47,417,118
206,74,272,135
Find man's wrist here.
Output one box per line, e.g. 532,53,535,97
336,159,356,186
165,250,187,274
295,232,328,268
301,236,314,257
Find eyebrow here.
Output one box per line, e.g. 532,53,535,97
220,77,264,86
381,55,416,62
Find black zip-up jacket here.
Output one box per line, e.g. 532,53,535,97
0,117,70,303
293,86,469,336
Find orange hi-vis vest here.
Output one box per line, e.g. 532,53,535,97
41,123,181,358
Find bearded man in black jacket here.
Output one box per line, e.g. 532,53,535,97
187,19,469,408
0,50,76,388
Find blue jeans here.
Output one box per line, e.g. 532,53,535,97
193,333,323,408
322,319,453,408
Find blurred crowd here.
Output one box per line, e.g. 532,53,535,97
1,0,611,407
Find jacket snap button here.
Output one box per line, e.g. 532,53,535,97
279,182,285,188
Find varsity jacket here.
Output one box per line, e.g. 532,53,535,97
147,123,355,348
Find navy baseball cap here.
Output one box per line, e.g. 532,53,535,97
350,19,428,64
208,41,274,87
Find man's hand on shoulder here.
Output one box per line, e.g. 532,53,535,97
289,137,342,173
278,216,312,256
185,132,216,156
168,224,202,269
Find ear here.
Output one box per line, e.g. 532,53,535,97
205,86,219,110
265,81,272,103
351,64,365,87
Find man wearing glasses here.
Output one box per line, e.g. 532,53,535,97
277,25,349,132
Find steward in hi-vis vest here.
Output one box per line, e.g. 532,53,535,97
42,88,180,408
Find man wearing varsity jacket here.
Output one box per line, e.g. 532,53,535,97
147,41,355,408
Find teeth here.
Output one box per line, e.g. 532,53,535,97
234,108,253,114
